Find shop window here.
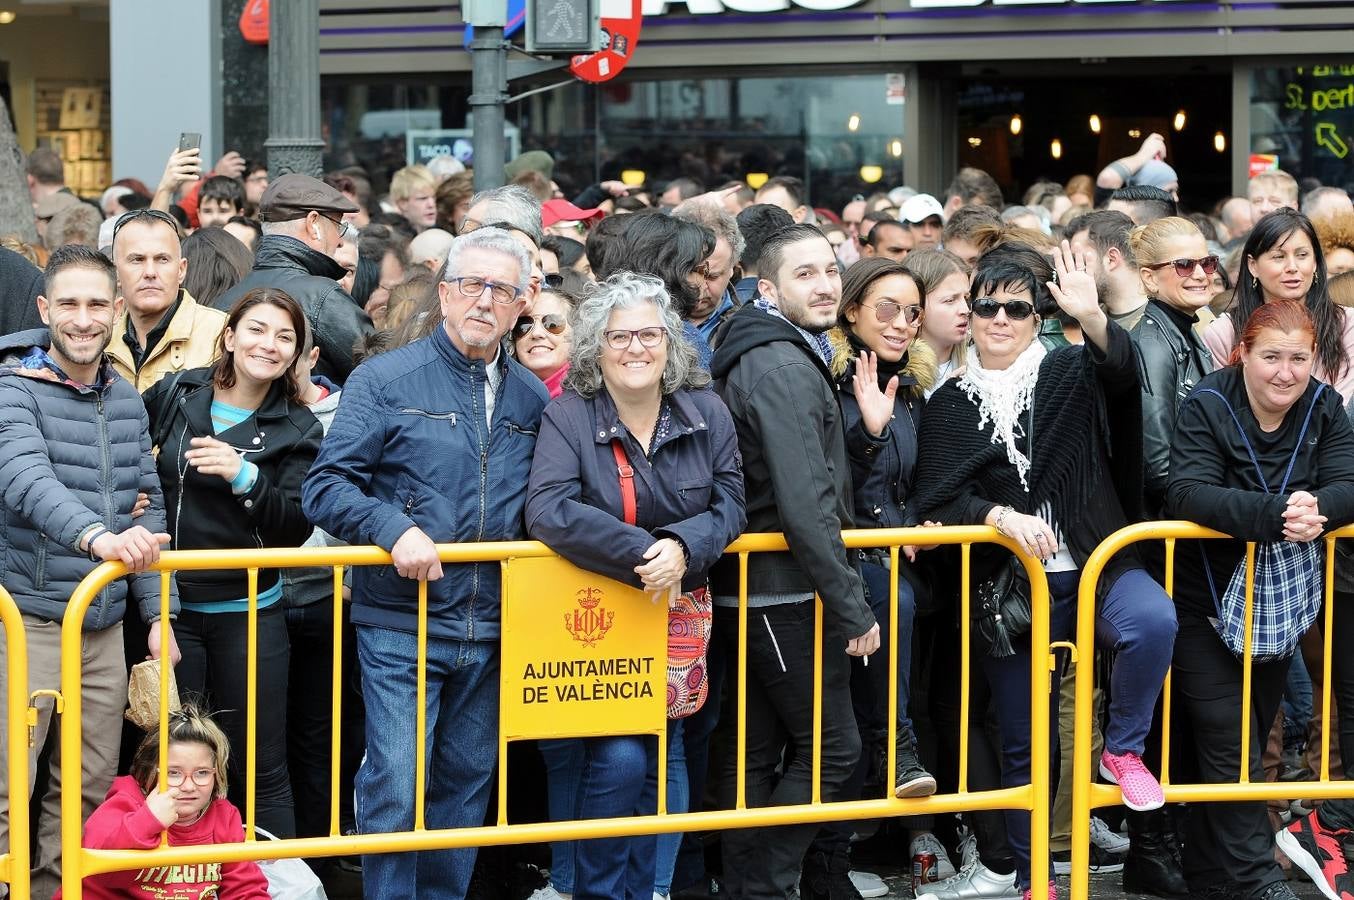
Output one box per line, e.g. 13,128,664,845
1251,63,1354,191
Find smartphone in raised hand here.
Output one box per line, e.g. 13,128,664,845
178,132,201,153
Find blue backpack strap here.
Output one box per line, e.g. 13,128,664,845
1192,387,1269,492
1278,383,1326,495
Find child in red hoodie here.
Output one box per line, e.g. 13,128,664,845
58,705,270,899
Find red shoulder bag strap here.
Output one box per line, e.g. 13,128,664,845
611,439,637,526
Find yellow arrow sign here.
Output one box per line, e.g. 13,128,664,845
1317,122,1350,159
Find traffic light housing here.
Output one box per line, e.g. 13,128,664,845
526,0,601,54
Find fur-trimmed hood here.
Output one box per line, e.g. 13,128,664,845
827,326,938,398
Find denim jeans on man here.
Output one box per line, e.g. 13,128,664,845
982,567,1175,889
356,626,498,899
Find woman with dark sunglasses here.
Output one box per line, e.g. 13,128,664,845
1128,216,1218,519
912,241,1177,900
511,285,576,399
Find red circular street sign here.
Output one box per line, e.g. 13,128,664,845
569,0,642,84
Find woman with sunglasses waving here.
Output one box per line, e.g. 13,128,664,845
912,241,1177,900
1128,217,1219,519
525,272,745,900
1203,208,1354,400
142,288,323,839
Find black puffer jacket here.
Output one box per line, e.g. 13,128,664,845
213,235,373,384
144,367,322,605
1130,299,1214,517
0,329,175,629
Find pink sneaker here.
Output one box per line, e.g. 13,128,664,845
1099,749,1165,811
1021,879,1057,900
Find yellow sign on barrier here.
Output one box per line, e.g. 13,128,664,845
500,556,666,740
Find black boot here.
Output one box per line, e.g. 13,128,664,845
1123,808,1189,898
894,725,938,799
800,850,863,900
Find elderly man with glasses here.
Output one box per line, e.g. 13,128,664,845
105,208,227,393
303,227,547,900
214,173,372,383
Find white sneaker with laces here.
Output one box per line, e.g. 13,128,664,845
528,888,569,900
1090,816,1131,855
911,831,958,880
958,830,979,870
848,870,889,898
914,861,1021,900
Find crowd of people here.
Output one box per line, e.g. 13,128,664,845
0,130,1353,900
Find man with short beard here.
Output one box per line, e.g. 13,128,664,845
710,224,880,900
0,245,176,897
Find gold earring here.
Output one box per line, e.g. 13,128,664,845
1251,275,1258,289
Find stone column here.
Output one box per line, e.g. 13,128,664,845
264,0,324,178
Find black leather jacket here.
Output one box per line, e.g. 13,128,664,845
1130,298,1214,516
214,235,373,385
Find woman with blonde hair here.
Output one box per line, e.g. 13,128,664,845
1127,216,1219,517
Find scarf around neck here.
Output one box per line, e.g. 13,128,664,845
754,296,834,368
957,340,1047,489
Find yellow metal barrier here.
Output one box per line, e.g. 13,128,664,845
50,527,1052,900
0,585,29,900
1070,521,1354,900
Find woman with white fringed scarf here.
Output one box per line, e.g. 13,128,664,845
911,240,1178,900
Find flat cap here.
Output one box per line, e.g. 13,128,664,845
258,173,360,222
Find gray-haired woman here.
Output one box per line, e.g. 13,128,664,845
525,272,746,899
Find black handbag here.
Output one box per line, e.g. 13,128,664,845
973,401,1035,659
974,556,1032,658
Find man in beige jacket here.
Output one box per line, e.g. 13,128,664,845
106,209,225,393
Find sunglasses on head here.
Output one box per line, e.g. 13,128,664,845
513,313,567,338
112,208,180,239
1147,255,1220,277
971,297,1036,320
861,300,922,325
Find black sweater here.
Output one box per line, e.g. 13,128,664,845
1166,366,1354,617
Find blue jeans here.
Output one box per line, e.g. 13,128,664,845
539,738,585,894
982,567,1176,889
355,626,499,900
655,719,688,897
860,559,918,740
574,734,661,900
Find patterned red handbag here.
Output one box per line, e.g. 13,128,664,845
613,439,712,719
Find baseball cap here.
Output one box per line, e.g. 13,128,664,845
542,198,604,228
258,173,360,222
899,193,944,224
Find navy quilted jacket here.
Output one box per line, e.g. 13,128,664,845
0,329,176,630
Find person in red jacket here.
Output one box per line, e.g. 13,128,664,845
58,705,269,899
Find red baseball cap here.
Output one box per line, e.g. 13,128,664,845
542,198,604,228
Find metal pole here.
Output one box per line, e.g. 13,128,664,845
265,0,325,177
470,26,508,192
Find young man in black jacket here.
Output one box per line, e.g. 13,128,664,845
710,224,879,900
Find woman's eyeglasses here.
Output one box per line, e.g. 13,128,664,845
513,314,567,338
970,298,1036,320
604,327,666,350
862,301,922,325
165,767,216,788
1146,256,1220,277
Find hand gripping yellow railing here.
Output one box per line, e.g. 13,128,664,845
0,584,29,900
48,527,1052,900
1070,521,1354,900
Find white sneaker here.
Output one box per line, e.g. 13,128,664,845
528,888,569,900
848,870,889,898
1090,816,1131,855
957,829,979,870
915,861,1021,900
911,831,958,880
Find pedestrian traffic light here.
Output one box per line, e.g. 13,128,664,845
526,0,601,54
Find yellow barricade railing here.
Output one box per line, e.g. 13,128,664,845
0,585,29,900
45,527,1053,900
1070,521,1354,900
